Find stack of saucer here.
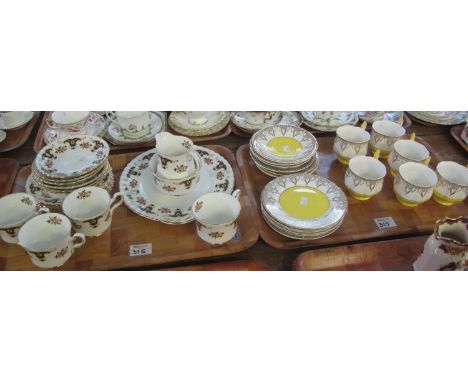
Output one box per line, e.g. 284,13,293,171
26,135,112,208
407,111,467,126
250,125,319,177
168,111,230,136
301,111,358,132
231,111,283,134
261,173,348,240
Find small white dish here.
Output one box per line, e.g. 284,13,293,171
0,111,34,130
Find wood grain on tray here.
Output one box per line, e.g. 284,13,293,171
0,158,19,197
0,145,259,270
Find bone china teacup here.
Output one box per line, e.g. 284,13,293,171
393,162,438,207
370,120,406,158
0,111,33,129
18,213,85,268
62,187,123,237
344,151,387,200
47,111,91,132
192,190,241,245
106,111,153,139
0,193,49,244
155,132,195,179
387,134,431,176
333,124,370,165
432,161,468,206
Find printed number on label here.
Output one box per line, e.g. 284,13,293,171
374,217,397,229
129,243,152,257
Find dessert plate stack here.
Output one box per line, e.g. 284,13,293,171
168,111,230,136
301,111,359,132
261,174,348,240
231,111,283,134
26,135,112,208
407,111,467,126
250,125,319,177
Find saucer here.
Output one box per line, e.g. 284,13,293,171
107,111,164,144
169,111,229,136
0,111,34,130
43,113,107,144
0,130,6,143
301,111,358,131
231,111,283,133
120,146,234,224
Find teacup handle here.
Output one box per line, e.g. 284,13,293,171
45,116,57,129
106,111,119,126
37,206,50,215
109,192,124,216
373,150,380,160
410,132,416,141
360,121,367,129
232,189,241,200
423,156,431,166
70,233,86,249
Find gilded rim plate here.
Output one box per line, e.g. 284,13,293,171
35,135,109,178
251,125,317,164
119,146,234,224
301,111,358,131
169,111,229,136
279,111,303,127
357,111,403,123
231,111,283,132
261,174,347,230
408,111,467,126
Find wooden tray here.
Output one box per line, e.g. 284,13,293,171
293,235,428,271
0,158,19,197
163,260,270,271
0,112,41,153
0,145,259,270
236,136,467,250
450,124,468,152
33,112,167,153
230,121,253,138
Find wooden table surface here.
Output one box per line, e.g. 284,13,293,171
0,113,466,270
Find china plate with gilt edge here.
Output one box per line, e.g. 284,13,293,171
35,135,109,178
251,125,318,164
120,146,234,224
261,174,347,231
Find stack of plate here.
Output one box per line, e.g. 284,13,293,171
231,111,283,134
301,111,358,132
250,125,319,177
261,174,348,240
26,135,112,208
407,111,467,126
168,111,230,136
358,111,403,124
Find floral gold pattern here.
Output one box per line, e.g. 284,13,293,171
77,189,92,200
20,197,33,205
47,216,62,225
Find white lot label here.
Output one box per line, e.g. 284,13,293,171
374,217,397,229
129,243,152,256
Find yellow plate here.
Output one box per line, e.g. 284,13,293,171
267,137,303,157
279,186,330,219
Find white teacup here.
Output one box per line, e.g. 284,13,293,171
333,124,370,164
47,111,90,132
107,111,153,139
344,151,387,200
370,120,405,158
62,187,123,237
388,135,430,176
432,161,468,206
192,190,241,245
393,162,438,207
18,213,85,268
150,153,201,196
0,111,33,130
0,193,49,244
155,132,194,179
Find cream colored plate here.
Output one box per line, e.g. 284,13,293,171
169,111,229,136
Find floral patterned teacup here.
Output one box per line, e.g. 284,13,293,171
0,193,49,244
333,124,370,165
387,135,431,176
155,132,194,179
344,151,387,200
107,111,153,139
18,213,85,268
62,187,123,237
47,111,90,132
432,161,468,206
393,162,438,207
370,120,405,158
192,190,241,245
